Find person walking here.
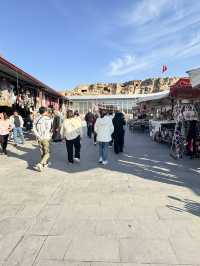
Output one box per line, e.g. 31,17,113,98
112,111,126,154
74,110,82,123
93,113,99,145
33,107,53,172
52,110,62,142
85,109,94,138
95,109,114,165
61,109,82,164
25,111,33,132
10,110,24,146
0,112,11,155
108,110,114,147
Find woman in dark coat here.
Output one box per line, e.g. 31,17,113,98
112,111,126,154
52,111,62,142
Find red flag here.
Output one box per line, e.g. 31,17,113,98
162,64,168,73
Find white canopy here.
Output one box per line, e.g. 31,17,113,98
186,68,200,88
137,90,170,104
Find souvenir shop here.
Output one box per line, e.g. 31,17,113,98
135,77,200,159
139,91,175,141
0,56,65,117
170,78,200,159
129,91,175,137
128,74,200,159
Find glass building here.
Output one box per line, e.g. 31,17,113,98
68,95,139,114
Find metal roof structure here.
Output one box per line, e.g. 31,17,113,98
0,56,63,98
68,91,170,101
68,95,139,100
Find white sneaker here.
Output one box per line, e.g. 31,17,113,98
102,161,108,165
34,163,43,172
43,163,49,168
99,157,103,163
74,158,80,163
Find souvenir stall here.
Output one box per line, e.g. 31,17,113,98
148,100,175,143
97,103,118,113
12,85,37,116
0,78,16,115
128,107,149,132
150,119,176,144
0,56,66,119
0,77,46,117
132,91,176,141
128,104,148,132
170,78,200,159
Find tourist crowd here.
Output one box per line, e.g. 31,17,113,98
0,107,126,171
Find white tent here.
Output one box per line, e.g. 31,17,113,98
137,90,170,104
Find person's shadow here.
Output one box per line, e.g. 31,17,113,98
6,130,200,197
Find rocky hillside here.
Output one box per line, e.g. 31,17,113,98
64,77,180,96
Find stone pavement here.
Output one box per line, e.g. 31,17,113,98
0,129,200,266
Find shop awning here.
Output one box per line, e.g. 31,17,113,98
186,68,200,88
170,78,200,99
0,56,63,98
137,90,170,104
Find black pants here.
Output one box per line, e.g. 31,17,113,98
114,133,124,154
87,124,93,138
94,132,97,143
0,134,9,154
66,136,81,163
26,121,33,131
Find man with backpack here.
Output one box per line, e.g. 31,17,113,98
33,107,52,172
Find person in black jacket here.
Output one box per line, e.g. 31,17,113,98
85,110,95,138
52,110,62,142
112,111,126,154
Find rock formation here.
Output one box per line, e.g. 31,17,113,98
64,77,180,96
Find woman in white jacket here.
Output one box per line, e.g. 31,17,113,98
60,110,82,164
95,109,114,165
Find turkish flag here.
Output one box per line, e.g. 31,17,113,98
162,64,168,73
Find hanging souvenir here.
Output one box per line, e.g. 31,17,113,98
0,78,13,106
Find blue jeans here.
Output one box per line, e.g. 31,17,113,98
13,127,24,144
99,142,109,162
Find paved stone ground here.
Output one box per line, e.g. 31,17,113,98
0,128,200,266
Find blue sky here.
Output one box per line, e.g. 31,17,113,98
0,0,200,91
